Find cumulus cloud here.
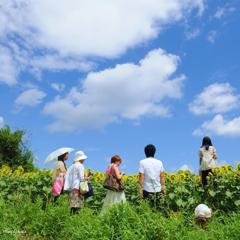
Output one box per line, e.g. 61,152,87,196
0,0,204,58
193,114,240,137
0,0,204,85
44,48,185,132
0,116,4,128
189,83,239,115
15,88,46,107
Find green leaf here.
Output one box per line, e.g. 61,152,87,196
168,193,175,200
176,199,183,207
209,190,216,197
234,200,240,206
225,190,232,198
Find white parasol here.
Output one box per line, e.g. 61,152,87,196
44,147,74,165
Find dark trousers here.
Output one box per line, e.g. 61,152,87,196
143,190,162,210
70,208,79,215
201,169,212,186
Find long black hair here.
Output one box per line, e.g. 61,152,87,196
58,152,68,170
201,136,213,151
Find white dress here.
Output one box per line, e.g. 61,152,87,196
101,164,126,213
102,190,126,209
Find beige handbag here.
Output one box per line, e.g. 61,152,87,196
79,181,89,194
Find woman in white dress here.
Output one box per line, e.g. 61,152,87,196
199,136,217,186
102,155,126,213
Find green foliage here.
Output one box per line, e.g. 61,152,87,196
0,165,239,213
0,198,240,240
0,126,35,171
0,164,239,239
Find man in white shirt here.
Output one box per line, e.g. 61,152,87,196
139,144,166,208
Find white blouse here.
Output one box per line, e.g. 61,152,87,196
64,162,85,191
199,146,217,171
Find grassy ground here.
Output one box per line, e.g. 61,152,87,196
0,196,239,240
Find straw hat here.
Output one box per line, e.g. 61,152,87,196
73,151,88,162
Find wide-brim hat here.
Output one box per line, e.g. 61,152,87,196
73,151,88,162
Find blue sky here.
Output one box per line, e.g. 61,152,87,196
0,0,240,173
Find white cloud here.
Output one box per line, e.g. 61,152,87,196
207,30,217,43
29,54,94,74
0,42,93,84
51,83,65,92
179,164,194,172
44,48,185,132
0,0,204,58
189,83,239,115
0,0,204,85
193,114,240,137
214,6,236,19
15,88,46,107
0,46,18,85
0,116,4,128
185,28,200,40
214,7,225,19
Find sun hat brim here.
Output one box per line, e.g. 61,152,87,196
73,154,88,162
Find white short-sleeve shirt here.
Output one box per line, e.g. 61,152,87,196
199,146,217,171
139,157,164,193
64,162,85,191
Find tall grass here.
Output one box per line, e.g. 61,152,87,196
0,196,239,240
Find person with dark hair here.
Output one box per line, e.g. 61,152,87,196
144,144,156,157
139,144,166,209
52,152,69,203
199,136,217,186
101,155,126,213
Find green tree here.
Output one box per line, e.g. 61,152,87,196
0,126,35,171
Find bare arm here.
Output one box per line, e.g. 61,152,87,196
139,173,144,198
213,148,217,160
199,149,203,166
113,165,124,180
160,172,166,194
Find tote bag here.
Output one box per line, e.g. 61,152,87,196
80,181,89,194
52,177,64,196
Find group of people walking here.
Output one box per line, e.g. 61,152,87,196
50,136,217,215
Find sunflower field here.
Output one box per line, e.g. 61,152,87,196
0,164,240,239
0,163,239,213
